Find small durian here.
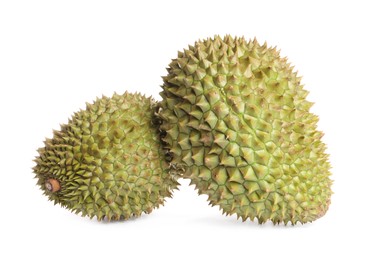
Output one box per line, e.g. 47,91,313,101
159,35,332,225
33,92,179,221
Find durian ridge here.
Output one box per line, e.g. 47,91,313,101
159,35,332,225
33,92,179,221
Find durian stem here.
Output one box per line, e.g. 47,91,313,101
45,179,60,193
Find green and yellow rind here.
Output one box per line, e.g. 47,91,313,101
159,35,332,225
34,92,179,221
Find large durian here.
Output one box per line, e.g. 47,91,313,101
34,92,179,221
159,35,332,224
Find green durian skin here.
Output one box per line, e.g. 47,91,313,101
34,92,179,221
159,35,332,225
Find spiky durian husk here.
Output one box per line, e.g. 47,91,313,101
34,92,179,221
159,35,332,225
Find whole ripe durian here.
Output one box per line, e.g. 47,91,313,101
34,92,179,221
159,35,332,225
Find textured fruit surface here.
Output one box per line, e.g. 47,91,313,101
159,35,332,224
34,92,179,221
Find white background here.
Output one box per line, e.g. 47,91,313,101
0,0,372,259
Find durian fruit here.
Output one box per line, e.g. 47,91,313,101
34,92,179,221
158,35,332,225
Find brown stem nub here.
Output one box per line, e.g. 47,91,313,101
45,179,61,192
